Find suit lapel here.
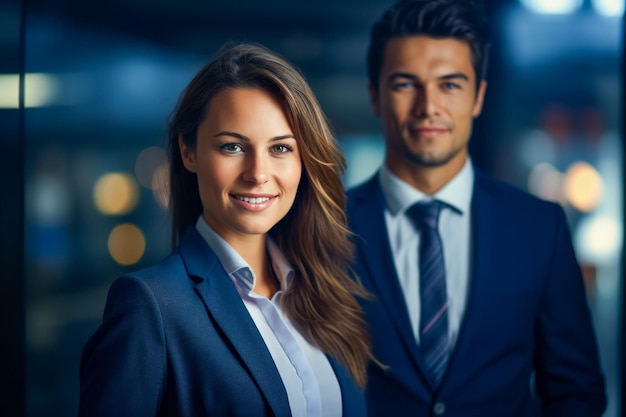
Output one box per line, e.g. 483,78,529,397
446,171,503,376
328,357,366,417
349,177,427,377
177,229,291,417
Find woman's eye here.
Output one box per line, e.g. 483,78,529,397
220,143,243,153
272,144,293,154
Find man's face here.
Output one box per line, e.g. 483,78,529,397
370,35,486,182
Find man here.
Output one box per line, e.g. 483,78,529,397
346,0,607,415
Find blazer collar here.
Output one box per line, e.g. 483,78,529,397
379,160,474,216
177,228,291,417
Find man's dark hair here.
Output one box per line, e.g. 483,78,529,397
367,0,490,92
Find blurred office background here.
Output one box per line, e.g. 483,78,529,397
0,0,624,415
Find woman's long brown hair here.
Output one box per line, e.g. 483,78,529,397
168,43,374,387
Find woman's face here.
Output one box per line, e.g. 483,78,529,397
179,87,302,244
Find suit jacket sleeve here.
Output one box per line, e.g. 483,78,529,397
79,275,167,417
534,204,606,416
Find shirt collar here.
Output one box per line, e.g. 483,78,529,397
195,217,294,295
379,157,474,216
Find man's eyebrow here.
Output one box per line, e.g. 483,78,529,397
213,131,295,141
439,72,470,82
385,72,471,83
386,72,419,83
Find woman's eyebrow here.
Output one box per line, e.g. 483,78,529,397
214,131,295,141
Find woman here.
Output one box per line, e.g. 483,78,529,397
79,43,374,417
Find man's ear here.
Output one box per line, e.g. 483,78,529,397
472,80,487,118
178,135,197,173
368,82,381,117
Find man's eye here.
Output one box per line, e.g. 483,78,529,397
443,82,460,90
220,143,243,153
392,82,414,91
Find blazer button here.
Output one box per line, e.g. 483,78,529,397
433,402,446,415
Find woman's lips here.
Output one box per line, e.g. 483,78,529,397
231,194,277,211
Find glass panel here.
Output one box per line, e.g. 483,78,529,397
0,0,25,414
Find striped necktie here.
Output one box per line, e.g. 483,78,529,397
408,200,450,386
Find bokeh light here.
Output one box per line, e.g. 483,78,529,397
592,0,625,16
0,73,59,109
518,130,557,168
93,173,139,215
520,0,583,14
151,163,170,209
576,215,621,265
107,223,146,265
527,163,565,204
564,162,603,212
32,177,71,225
135,146,167,189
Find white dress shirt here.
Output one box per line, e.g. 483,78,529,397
195,217,342,417
379,159,474,349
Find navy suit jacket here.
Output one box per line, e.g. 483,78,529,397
347,170,606,417
79,227,366,417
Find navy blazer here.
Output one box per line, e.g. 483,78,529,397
79,227,366,417
347,170,606,417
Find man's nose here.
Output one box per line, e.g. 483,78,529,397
412,86,440,118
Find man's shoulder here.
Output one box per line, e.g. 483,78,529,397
474,169,561,214
345,174,382,218
345,168,563,216
346,173,380,201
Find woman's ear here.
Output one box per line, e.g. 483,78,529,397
178,135,197,173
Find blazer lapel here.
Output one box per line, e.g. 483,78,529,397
328,357,366,417
349,176,428,378
445,171,504,379
177,229,291,417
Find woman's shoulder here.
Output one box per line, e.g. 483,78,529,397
112,252,190,296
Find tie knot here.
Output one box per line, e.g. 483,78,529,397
407,200,443,230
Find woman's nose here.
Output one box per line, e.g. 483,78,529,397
242,152,269,185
